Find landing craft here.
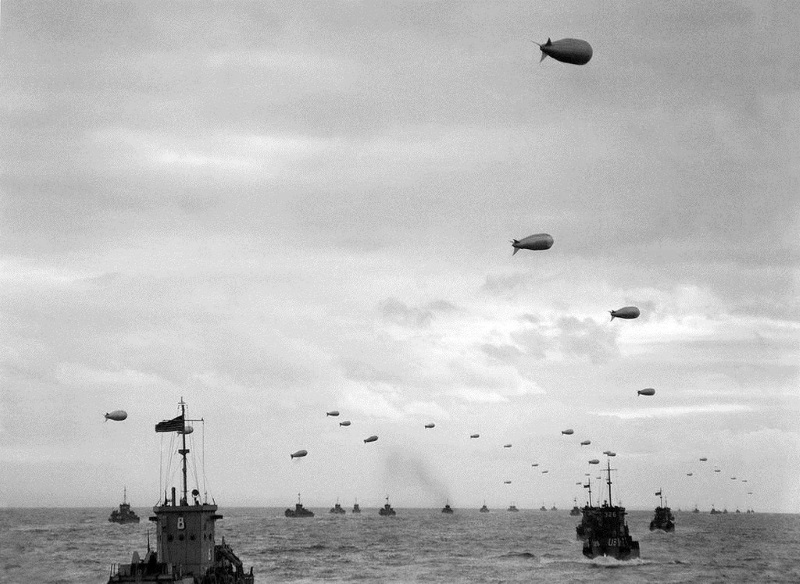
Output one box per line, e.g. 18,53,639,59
511,233,553,255
534,37,593,65
638,388,656,396
104,410,127,422
364,435,378,443
425,423,435,429
326,410,340,417
339,420,351,427
561,429,574,435
589,459,600,464
290,450,308,459
470,434,480,438
580,440,591,446
610,306,640,321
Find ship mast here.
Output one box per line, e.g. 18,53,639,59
179,398,188,505
605,459,615,506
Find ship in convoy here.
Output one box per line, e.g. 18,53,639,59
649,489,675,532
441,502,454,514
570,498,581,517
109,487,140,524
379,495,396,516
479,501,489,513
578,460,640,560
352,499,361,514
285,494,314,518
329,500,346,514
107,399,254,584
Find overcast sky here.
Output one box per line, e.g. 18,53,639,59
1,1,798,512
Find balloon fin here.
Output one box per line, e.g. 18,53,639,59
609,311,615,321
539,52,548,63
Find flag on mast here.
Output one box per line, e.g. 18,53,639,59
155,415,185,433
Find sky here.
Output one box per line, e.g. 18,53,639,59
1,1,798,512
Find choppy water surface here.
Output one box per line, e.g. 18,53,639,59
2,507,798,583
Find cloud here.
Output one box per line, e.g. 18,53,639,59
593,403,753,420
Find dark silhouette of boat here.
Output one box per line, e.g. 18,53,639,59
479,501,489,513
539,504,547,511
710,506,721,515
108,487,140,524
352,499,361,514
285,494,314,517
441,502,454,514
550,505,558,511
379,496,396,516
106,399,254,584
570,498,581,516
329,500,346,514
649,489,675,532
578,460,640,560
722,508,728,514
507,503,519,512
692,505,700,513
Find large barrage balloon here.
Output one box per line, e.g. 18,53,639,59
637,388,656,396
339,420,351,427
326,410,340,417
104,410,127,422
364,435,378,443
535,37,593,65
610,306,640,321
290,449,308,459
424,423,435,429
511,233,553,255
561,429,574,435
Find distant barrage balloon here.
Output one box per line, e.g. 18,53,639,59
104,410,127,422
606,452,616,457
470,434,480,438
561,429,574,435
541,470,549,474
699,457,708,462
339,420,351,427
610,306,640,321
637,388,656,396
535,37,593,65
532,463,539,467
687,473,693,476
290,449,308,459
580,440,591,446
504,444,512,448
178,425,194,435
364,435,378,443
504,480,512,484
589,459,600,464
424,423,435,429
511,233,554,255
326,410,340,417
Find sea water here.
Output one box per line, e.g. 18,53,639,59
1,507,798,583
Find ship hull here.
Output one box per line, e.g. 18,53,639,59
582,539,640,560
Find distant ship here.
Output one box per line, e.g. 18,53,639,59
329,501,346,515
710,506,721,515
106,399,254,584
692,505,700,514
441,502,454,514
570,498,581,516
285,494,314,518
379,496,396,516
722,508,728,514
479,501,489,513
649,489,675,532
108,487,140,524
507,504,519,512
550,505,558,511
539,505,547,511
578,461,640,560
352,500,361,514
